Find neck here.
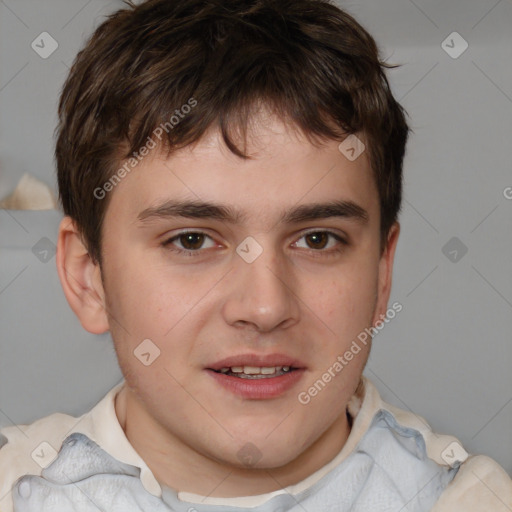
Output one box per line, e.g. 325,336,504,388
115,385,351,498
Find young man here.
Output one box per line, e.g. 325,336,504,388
1,0,510,510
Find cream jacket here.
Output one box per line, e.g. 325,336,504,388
0,378,510,511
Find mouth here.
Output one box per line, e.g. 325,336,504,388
206,354,306,399
211,365,297,379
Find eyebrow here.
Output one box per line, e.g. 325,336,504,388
137,199,369,225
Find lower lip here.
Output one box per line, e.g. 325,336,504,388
206,369,305,399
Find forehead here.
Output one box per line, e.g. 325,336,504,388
106,115,378,225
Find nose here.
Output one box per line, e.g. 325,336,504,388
221,245,301,333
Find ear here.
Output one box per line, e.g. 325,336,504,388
372,222,400,325
56,217,109,334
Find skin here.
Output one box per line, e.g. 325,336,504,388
57,113,399,498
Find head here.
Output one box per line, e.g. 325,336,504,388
56,0,409,481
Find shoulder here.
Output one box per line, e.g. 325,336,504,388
359,378,511,509
0,382,127,512
0,412,80,512
432,455,512,511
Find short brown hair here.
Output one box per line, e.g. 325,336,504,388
56,0,410,263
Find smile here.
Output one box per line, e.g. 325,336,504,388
206,355,305,399
213,366,294,379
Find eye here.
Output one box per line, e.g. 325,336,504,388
162,230,346,256
163,231,217,253
293,231,346,251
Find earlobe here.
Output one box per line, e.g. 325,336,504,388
373,222,400,325
56,217,110,334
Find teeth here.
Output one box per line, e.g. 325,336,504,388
243,366,261,375
217,365,292,376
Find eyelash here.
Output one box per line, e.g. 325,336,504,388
161,230,348,258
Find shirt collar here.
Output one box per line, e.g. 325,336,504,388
72,379,163,497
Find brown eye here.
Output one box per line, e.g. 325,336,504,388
293,231,346,252
163,231,217,252
305,232,329,249
179,233,205,250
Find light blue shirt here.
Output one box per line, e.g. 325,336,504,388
12,409,458,512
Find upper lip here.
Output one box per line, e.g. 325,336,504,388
207,353,306,371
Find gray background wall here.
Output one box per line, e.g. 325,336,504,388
1,0,511,476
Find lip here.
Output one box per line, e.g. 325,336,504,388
207,353,306,371
206,353,306,400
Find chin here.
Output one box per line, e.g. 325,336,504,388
232,436,304,470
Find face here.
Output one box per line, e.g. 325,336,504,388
93,115,397,471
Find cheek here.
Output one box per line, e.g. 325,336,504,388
101,255,218,389
102,255,204,339
306,259,379,339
